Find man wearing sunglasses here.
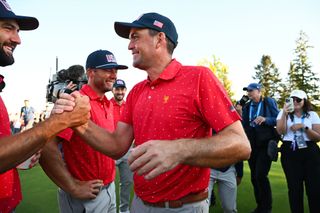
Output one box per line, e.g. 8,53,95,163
241,83,280,213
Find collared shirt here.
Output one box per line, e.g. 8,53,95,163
58,85,115,185
0,96,22,213
110,97,126,128
121,59,241,202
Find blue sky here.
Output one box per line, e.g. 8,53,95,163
1,0,320,113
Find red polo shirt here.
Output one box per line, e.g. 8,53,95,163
58,85,115,185
110,97,126,128
121,59,241,202
0,96,22,213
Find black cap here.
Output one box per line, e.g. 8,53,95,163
0,0,39,30
86,50,128,70
114,12,178,47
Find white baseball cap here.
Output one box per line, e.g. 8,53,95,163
290,90,307,100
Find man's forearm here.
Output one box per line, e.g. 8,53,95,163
39,138,78,194
74,121,133,159
0,114,72,173
0,95,90,173
183,121,251,168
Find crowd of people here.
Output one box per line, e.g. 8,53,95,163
1,1,320,213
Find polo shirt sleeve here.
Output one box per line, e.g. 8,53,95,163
57,128,74,142
310,111,320,124
197,67,241,132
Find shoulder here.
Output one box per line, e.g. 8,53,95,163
309,111,320,118
126,80,148,100
181,64,213,76
264,96,276,103
264,97,278,107
131,80,148,92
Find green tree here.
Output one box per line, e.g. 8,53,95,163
198,55,235,102
288,30,320,106
253,55,282,101
277,62,294,107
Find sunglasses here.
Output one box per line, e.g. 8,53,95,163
247,89,254,92
292,97,303,103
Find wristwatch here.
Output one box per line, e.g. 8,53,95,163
305,126,309,131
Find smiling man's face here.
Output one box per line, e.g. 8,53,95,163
0,19,21,66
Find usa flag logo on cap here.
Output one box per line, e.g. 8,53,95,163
106,54,117,63
0,0,12,11
116,80,124,85
153,20,163,28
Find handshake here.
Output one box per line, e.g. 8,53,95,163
52,91,91,129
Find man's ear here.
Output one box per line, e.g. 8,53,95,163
156,32,167,48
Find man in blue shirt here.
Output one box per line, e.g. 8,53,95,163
241,83,279,213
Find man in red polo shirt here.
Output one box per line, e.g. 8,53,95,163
56,13,251,212
111,79,133,213
40,50,128,213
0,1,90,212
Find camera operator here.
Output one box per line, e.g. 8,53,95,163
235,95,249,116
46,64,87,103
241,83,279,213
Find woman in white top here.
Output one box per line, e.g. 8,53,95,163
276,89,320,213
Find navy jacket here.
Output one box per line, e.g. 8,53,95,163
242,97,279,129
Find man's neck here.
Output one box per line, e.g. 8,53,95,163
146,56,172,81
116,100,123,105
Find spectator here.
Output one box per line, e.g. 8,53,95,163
20,99,35,131
11,112,22,134
241,83,279,213
276,89,320,213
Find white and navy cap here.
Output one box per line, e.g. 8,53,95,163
86,50,128,70
113,79,126,88
0,0,39,30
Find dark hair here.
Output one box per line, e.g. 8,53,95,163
289,98,312,121
148,29,175,55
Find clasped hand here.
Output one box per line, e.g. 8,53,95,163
290,123,304,132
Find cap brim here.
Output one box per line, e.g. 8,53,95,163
114,85,126,88
96,63,128,70
12,15,39,30
114,22,146,39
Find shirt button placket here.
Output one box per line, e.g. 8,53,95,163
149,85,155,100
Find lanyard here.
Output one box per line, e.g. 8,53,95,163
291,115,305,151
293,115,305,134
249,101,262,123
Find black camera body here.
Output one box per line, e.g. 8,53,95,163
46,65,87,103
237,95,249,107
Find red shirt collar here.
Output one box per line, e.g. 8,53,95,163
147,59,181,85
81,84,109,102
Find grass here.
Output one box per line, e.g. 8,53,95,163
16,161,308,212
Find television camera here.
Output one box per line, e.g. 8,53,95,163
46,65,87,103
